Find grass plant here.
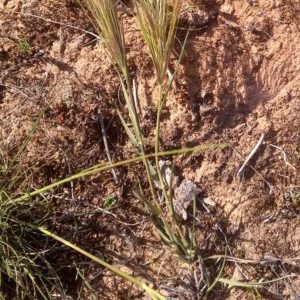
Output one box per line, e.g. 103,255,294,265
76,0,229,297
8,143,226,299
1,1,230,298
1,1,298,299
80,0,229,296
85,0,201,262
132,0,199,260
0,112,63,299
85,0,159,208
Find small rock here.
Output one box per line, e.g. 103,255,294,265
220,1,235,14
173,179,202,220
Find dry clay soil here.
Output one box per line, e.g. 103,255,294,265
0,0,300,299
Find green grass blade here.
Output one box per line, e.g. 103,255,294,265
116,106,139,150
0,108,46,187
14,143,229,202
134,183,162,215
38,227,166,300
14,144,228,201
204,246,228,298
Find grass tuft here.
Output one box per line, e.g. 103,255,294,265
0,112,64,299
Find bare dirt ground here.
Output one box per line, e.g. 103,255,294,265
0,0,299,299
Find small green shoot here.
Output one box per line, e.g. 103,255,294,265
17,40,31,53
103,195,117,208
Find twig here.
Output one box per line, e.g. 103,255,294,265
98,108,119,184
237,133,265,176
20,12,100,40
167,68,177,91
199,201,249,280
206,254,300,267
44,131,76,205
132,79,140,115
0,83,32,98
243,25,274,40
269,144,298,173
233,144,274,194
